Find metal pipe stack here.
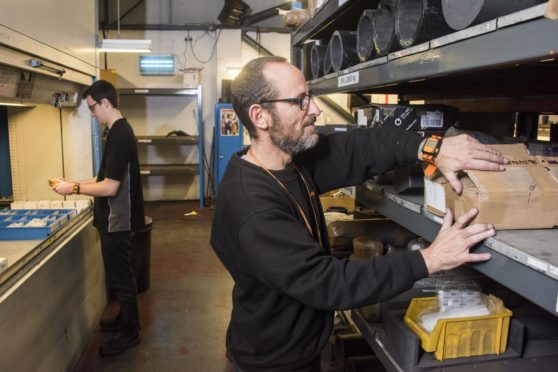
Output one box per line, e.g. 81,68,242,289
356,9,376,62
330,30,359,72
442,0,545,30
323,41,332,76
309,41,328,79
372,2,398,56
395,0,453,49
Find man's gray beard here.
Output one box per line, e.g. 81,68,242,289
271,130,318,155
270,110,318,155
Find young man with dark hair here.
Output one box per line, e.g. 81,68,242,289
211,57,508,371
52,79,145,356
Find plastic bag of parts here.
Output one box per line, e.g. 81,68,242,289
280,9,309,28
418,281,506,333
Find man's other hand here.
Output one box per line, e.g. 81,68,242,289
420,208,494,274
436,134,507,194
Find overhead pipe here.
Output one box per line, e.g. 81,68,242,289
372,3,398,56
395,0,453,49
241,2,291,26
442,0,545,30
241,32,274,57
330,30,359,72
310,41,328,79
356,9,376,62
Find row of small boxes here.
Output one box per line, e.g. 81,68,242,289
10,199,91,212
0,257,7,274
0,209,77,240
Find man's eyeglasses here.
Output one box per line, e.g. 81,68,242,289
88,102,99,112
259,94,313,111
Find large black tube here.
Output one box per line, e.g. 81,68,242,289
330,30,359,72
381,0,399,11
310,41,328,79
442,0,545,30
357,9,376,62
372,4,397,56
395,0,453,49
323,41,332,76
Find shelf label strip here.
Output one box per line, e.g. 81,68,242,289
338,71,359,88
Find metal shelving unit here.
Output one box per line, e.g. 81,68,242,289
349,307,558,372
294,1,558,369
357,181,558,316
135,135,198,145
118,87,204,207
305,4,558,105
139,164,198,176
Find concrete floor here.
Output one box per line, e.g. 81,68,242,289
74,201,235,372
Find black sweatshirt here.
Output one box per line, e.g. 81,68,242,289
211,127,429,372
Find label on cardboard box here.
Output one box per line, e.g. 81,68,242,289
424,179,446,214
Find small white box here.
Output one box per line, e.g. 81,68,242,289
10,201,25,210
183,68,202,88
62,200,76,209
75,199,92,212
38,200,51,209
50,200,63,209
23,201,38,209
0,257,8,274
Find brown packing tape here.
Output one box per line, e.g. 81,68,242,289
438,144,558,229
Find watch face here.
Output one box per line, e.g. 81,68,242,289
426,139,437,148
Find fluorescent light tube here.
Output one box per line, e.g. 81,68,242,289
99,39,152,53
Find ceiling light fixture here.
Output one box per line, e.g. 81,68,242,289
99,0,152,53
99,39,152,53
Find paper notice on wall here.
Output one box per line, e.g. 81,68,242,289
424,178,446,213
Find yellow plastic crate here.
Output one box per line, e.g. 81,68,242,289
404,296,512,361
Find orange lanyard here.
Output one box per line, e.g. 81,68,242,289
248,147,323,247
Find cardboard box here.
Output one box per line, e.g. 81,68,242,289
183,68,202,88
425,144,558,229
362,104,459,131
424,173,459,216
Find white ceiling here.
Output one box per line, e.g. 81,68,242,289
101,0,293,28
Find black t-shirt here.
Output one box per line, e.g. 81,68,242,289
94,118,145,233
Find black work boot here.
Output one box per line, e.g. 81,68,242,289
100,315,122,333
99,330,140,356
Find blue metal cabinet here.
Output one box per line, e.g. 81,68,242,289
214,103,243,193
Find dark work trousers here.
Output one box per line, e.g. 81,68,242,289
99,230,140,333
231,356,320,372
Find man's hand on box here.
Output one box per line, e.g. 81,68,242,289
436,134,507,194
51,179,74,196
420,208,494,274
